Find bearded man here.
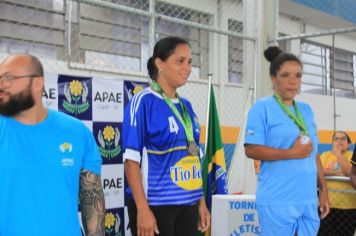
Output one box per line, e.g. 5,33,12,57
0,54,105,236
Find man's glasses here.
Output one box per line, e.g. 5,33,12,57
0,73,39,87
333,136,347,142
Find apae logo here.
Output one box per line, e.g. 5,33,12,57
103,177,123,190
94,91,122,103
59,142,74,167
43,87,56,99
133,85,144,95
59,142,73,153
98,125,121,159
62,80,90,115
105,212,122,236
126,84,145,101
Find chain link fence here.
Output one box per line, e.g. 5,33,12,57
274,0,356,100
318,177,356,236
0,0,258,171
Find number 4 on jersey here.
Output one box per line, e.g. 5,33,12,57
168,116,179,134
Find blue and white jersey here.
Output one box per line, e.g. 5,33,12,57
0,109,102,236
244,96,319,206
123,87,203,206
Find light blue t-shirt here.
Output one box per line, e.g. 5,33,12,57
0,109,102,236
122,87,203,206
245,96,319,206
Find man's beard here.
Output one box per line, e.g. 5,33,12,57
0,84,35,117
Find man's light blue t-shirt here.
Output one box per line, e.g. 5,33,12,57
0,109,101,236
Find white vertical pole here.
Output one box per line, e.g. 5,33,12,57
67,0,72,61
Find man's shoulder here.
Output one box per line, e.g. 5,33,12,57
48,110,94,144
0,114,6,123
0,114,12,130
50,109,80,121
0,115,8,137
49,109,87,129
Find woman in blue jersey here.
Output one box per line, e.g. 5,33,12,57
122,37,210,236
244,46,330,236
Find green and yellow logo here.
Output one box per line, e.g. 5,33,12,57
59,142,73,153
170,155,202,190
98,125,121,159
63,80,90,115
105,212,122,236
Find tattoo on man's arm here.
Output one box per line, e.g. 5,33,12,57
79,170,105,236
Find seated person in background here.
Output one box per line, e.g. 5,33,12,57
318,131,356,236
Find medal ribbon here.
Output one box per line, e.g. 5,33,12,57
274,94,309,136
151,81,195,144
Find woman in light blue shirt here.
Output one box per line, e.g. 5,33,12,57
244,46,330,236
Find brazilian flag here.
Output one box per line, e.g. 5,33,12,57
199,84,228,235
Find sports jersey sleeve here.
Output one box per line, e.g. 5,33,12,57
82,126,102,175
244,101,266,145
122,93,146,163
351,144,356,166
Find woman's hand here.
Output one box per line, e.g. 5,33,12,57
137,207,159,236
198,198,211,232
290,136,313,158
319,187,330,219
316,153,330,219
125,160,159,236
332,146,351,176
331,146,342,157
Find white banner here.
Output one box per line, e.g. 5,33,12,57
42,73,58,110
92,77,124,122
212,195,260,236
101,164,125,209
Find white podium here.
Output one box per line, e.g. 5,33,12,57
211,194,260,236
